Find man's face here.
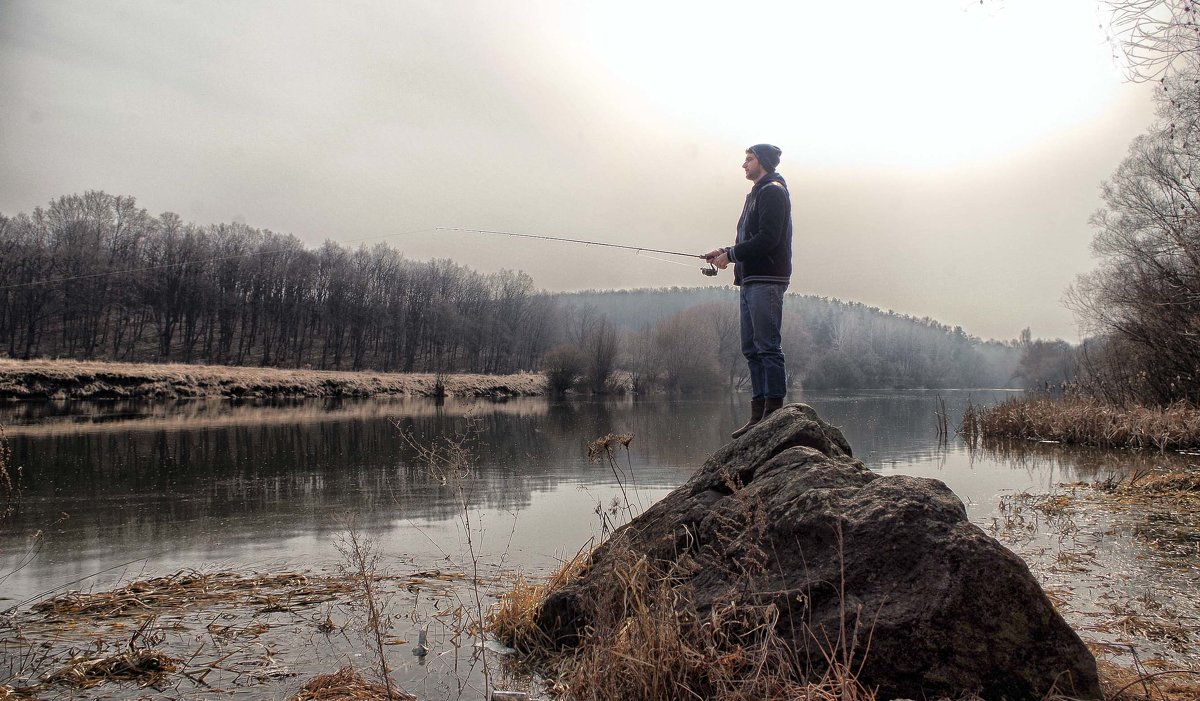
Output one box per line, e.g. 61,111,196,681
743,152,766,182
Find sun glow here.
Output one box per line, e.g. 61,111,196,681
579,0,1124,168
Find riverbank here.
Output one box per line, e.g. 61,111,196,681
967,396,1200,451
0,358,546,400
5,444,1198,699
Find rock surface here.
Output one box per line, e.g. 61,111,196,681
536,403,1102,701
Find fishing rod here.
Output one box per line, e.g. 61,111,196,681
436,227,719,276
1,224,720,291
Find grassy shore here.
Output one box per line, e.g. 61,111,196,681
967,396,1200,452
0,358,546,401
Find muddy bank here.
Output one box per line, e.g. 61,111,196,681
0,359,546,400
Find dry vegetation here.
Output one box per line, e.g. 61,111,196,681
486,548,591,655
28,569,355,618
0,358,545,401
484,448,881,701
1097,657,1200,701
0,424,17,522
986,461,1200,701
0,567,475,699
287,665,415,701
1091,470,1200,559
964,396,1200,451
40,649,179,690
487,551,879,701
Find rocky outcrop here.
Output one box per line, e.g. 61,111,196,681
536,403,1102,701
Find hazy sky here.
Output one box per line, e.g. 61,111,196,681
0,1,1159,341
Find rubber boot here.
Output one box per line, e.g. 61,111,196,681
731,398,766,439
763,397,785,420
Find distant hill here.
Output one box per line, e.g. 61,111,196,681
551,287,1022,390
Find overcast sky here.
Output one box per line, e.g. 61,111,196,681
0,0,1159,341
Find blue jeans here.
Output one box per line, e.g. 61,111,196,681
740,282,787,400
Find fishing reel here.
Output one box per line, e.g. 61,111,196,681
702,263,718,276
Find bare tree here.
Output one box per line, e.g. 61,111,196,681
1068,64,1200,403
1106,0,1200,80
653,307,720,393
543,343,585,394
567,305,620,393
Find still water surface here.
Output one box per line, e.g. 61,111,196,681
7,390,1199,699
0,389,1127,606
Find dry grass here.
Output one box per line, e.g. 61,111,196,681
287,665,416,701
966,396,1200,451
3,565,481,699
489,552,877,701
989,489,1082,545
1092,470,1200,559
1112,471,1200,495
0,357,546,400
985,466,1200,701
30,569,354,619
41,649,178,690
1096,657,1200,701
487,545,592,654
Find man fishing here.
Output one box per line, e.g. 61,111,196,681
705,143,793,439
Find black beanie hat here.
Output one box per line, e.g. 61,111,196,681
748,144,782,171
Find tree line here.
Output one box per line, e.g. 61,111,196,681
0,192,556,373
2,191,1032,392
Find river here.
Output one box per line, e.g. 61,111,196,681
1,390,1194,699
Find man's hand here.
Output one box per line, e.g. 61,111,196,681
704,249,730,270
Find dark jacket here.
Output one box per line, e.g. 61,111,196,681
726,172,792,286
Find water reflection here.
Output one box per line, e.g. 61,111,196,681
973,438,1200,480
1,390,1175,608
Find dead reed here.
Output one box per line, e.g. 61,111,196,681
41,649,178,689
585,432,642,534
486,545,592,654
934,394,950,448
4,565,482,699
968,396,1200,451
335,522,403,700
1094,470,1200,559
30,569,351,619
1096,656,1200,701
287,665,416,701
958,397,981,447
985,468,1200,701
397,418,495,691
0,425,19,522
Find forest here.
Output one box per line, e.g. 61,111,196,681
0,192,1031,392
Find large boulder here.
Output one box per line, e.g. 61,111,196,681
536,404,1101,701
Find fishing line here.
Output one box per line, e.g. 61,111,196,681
436,227,706,260
636,251,695,268
437,226,718,276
